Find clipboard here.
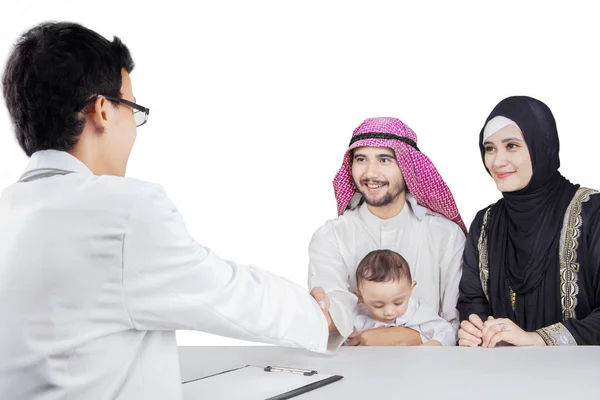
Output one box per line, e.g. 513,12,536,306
182,365,343,400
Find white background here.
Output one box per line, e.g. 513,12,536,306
1,1,599,346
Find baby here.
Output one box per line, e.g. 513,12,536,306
350,249,455,346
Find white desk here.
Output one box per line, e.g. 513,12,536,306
179,346,600,399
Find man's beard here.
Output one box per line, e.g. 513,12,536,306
357,179,405,207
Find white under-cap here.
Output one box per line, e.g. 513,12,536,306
482,116,521,144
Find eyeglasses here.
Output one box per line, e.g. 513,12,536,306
81,95,150,127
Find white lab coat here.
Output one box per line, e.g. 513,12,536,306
0,150,329,400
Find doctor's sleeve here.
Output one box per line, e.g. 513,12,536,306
121,184,329,352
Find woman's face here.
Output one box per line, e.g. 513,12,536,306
483,125,533,192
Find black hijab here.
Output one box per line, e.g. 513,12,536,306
478,96,579,331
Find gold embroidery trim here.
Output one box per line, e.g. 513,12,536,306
478,207,516,310
477,208,492,301
510,288,516,311
478,187,598,335
536,322,577,346
558,187,598,320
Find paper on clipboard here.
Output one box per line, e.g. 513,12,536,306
182,365,342,400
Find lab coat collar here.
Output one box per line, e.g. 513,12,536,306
20,150,93,181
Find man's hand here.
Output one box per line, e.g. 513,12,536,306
421,340,442,346
346,326,422,346
310,287,338,334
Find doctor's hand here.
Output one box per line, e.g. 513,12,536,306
481,316,546,348
458,314,485,347
310,287,338,334
346,326,421,346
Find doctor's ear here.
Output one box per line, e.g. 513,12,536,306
82,96,111,134
410,280,417,290
353,288,364,303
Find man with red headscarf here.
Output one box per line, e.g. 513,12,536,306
309,117,466,346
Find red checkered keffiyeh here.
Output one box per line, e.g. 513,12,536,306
333,117,466,234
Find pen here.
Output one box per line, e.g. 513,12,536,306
264,366,318,376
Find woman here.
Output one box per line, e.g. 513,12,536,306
457,96,600,347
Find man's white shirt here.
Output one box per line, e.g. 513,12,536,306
308,197,465,341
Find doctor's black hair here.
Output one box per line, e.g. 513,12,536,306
2,22,135,156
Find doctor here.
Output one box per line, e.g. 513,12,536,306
0,22,336,400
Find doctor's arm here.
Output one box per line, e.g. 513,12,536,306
121,184,330,352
